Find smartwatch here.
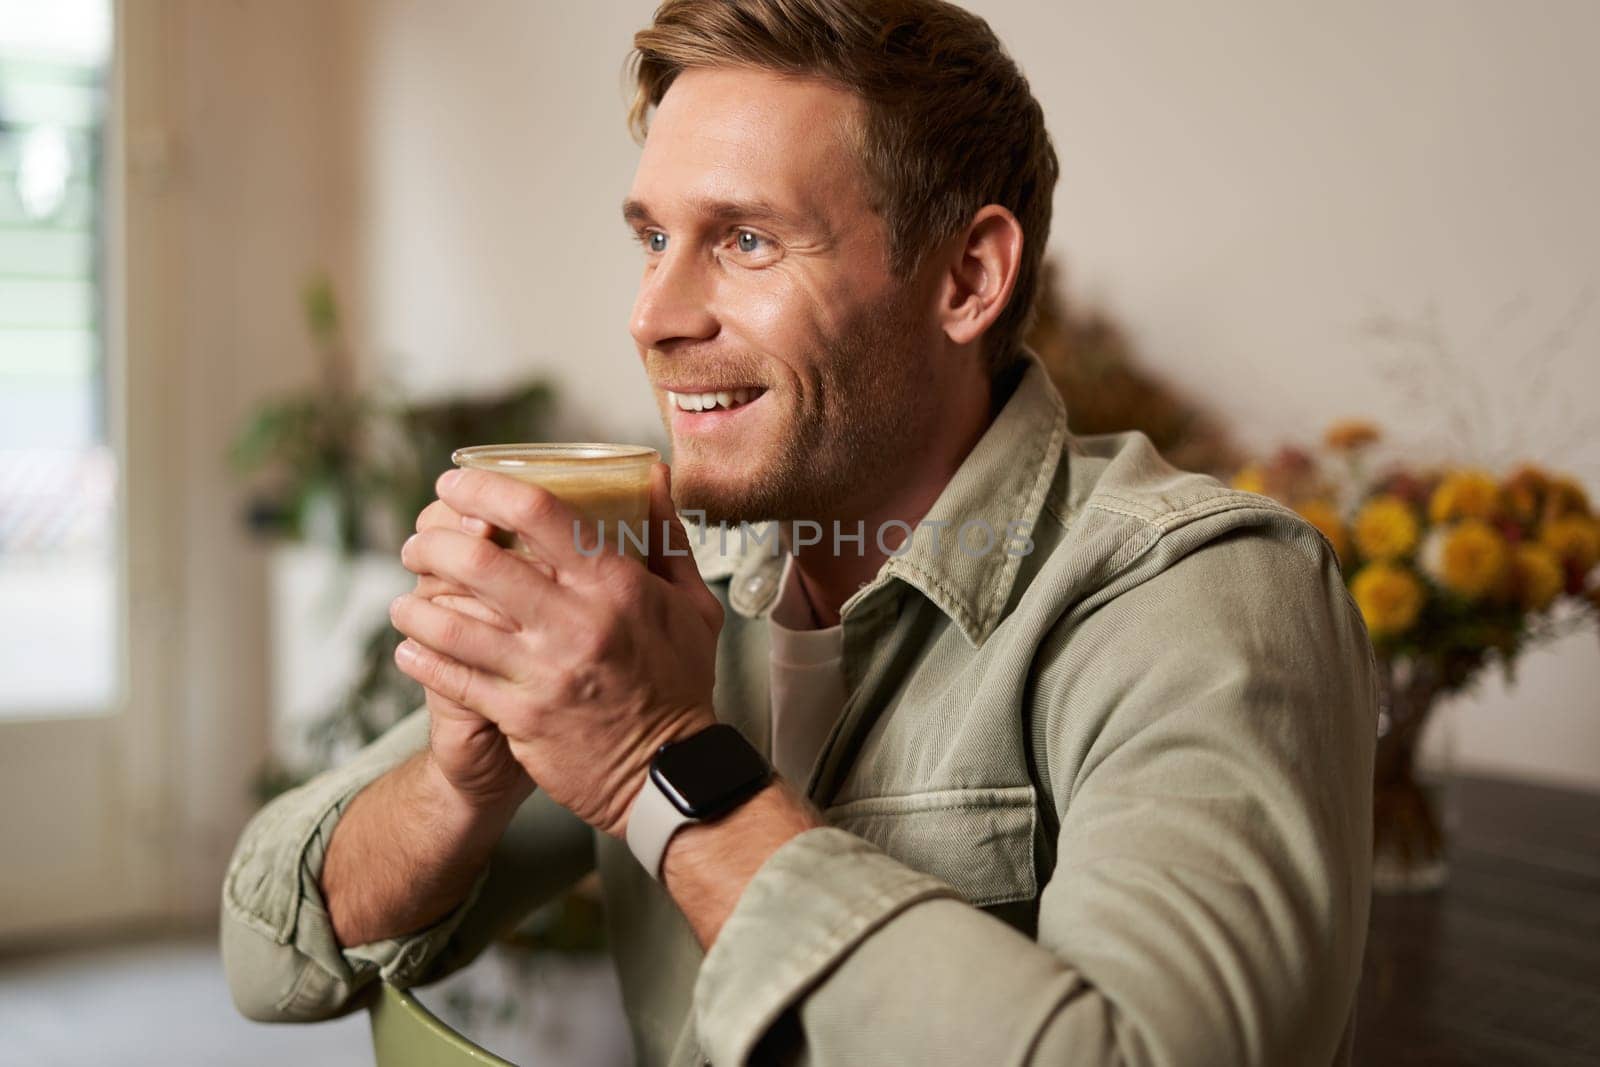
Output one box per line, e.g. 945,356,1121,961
625,723,773,881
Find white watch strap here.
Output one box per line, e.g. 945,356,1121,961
626,772,697,881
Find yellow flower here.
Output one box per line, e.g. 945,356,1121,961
1540,515,1600,576
1428,469,1501,524
1501,465,1549,524
1509,543,1565,612
1296,499,1349,563
1545,477,1592,521
1351,562,1424,638
1324,419,1381,452
1353,495,1419,561
1231,464,1268,496
1421,519,1508,600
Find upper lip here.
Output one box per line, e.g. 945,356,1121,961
657,384,764,393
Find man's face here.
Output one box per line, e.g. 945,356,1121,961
625,67,941,524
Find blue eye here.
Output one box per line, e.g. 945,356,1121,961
736,230,762,254
647,232,668,253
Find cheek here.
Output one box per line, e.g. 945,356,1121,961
716,270,833,352
710,266,868,384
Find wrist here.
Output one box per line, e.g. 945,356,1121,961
660,778,825,946
416,751,531,846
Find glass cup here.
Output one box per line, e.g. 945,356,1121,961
450,443,660,562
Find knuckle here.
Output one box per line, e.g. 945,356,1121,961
512,487,556,530
436,656,475,706
436,610,467,650
581,614,628,662
464,537,502,574
602,561,644,601
561,663,605,705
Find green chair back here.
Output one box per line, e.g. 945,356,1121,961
369,982,517,1067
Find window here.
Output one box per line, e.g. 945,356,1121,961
0,0,116,715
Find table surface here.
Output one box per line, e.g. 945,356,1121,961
1354,774,1600,1066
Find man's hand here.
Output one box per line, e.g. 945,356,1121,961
409,499,533,815
389,463,724,839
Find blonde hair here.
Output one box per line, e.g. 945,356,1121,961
628,0,1059,373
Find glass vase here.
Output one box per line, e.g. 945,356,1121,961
1371,656,1451,892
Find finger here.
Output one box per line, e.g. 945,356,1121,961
647,463,724,633
414,572,473,601
436,469,592,571
413,501,496,603
418,498,495,539
417,499,457,533
647,463,696,583
424,686,472,723
390,593,523,679
400,527,566,621
416,566,551,605
416,575,549,622
395,637,511,718
433,593,516,632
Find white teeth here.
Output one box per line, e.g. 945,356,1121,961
666,388,761,412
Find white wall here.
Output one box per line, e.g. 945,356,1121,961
340,0,665,446
331,1,1598,788
158,0,347,914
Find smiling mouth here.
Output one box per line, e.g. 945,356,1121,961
665,387,766,413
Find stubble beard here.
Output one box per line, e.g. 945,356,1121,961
668,289,928,528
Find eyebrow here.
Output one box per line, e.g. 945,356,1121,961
621,195,807,231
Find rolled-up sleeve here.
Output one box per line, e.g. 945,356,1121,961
220,708,597,1022
691,528,1376,1066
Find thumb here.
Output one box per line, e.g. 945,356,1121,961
646,463,724,633
647,462,700,581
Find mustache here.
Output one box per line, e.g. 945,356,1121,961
644,349,772,390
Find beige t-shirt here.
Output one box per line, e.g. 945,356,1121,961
766,555,847,788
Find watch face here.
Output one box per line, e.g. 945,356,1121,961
652,723,772,819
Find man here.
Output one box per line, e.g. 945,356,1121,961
222,1,1377,1064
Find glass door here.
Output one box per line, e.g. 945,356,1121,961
0,0,167,940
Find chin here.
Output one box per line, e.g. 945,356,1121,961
669,457,759,526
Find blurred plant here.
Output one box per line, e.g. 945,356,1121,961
1231,421,1599,890
231,275,555,555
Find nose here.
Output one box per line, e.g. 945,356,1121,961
629,245,718,352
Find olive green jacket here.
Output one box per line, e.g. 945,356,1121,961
221,355,1377,1066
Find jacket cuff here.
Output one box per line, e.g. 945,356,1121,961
692,826,959,1065
300,795,492,989
220,708,479,1019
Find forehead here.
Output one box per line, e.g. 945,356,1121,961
629,67,873,224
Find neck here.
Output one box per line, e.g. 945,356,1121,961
787,370,1002,627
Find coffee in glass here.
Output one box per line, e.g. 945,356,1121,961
450,443,659,561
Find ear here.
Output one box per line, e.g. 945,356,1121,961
936,205,1024,349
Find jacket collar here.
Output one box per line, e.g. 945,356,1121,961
702,350,1068,647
